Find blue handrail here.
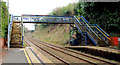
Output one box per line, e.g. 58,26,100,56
7,14,13,49
74,16,98,45
91,24,109,37
73,16,82,34
78,16,91,25
79,16,101,40
78,16,109,37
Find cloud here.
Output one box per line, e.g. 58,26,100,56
7,0,78,15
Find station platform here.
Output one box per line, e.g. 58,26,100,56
65,46,120,54
65,46,120,62
2,47,52,65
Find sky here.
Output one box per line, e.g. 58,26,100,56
2,0,79,30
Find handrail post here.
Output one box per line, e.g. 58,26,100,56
7,14,13,50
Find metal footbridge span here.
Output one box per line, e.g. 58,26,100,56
7,14,110,48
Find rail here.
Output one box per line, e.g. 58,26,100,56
25,36,116,65
32,37,115,64
26,37,97,64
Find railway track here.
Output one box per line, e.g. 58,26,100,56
25,36,118,65
25,39,69,64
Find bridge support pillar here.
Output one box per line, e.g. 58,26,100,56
69,24,81,46
85,34,88,45
21,17,24,47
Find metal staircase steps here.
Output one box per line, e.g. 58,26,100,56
76,16,110,46
10,22,22,48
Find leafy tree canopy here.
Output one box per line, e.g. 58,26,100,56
0,1,8,38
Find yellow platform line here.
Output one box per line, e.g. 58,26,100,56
25,39,52,63
32,47,53,63
26,48,41,63
23,49,32,65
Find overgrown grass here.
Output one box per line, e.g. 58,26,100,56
26,24,70,46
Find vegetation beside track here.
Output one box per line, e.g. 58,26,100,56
26,24,70,46
0,1,8,38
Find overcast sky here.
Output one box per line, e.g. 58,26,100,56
3,0,78,30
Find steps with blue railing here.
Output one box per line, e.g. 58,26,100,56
75,16,110,46
90,25,110,46
74,16,99,45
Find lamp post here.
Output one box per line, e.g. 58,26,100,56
7,0,9,22
7,0,10,50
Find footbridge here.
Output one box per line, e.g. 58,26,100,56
7,14,110,48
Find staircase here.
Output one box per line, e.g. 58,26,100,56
90,24,110,46
9,16,22,48
73,16,110,46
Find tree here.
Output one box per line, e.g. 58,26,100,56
74,2,120,36
0,1,8,38
50,3,76,16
